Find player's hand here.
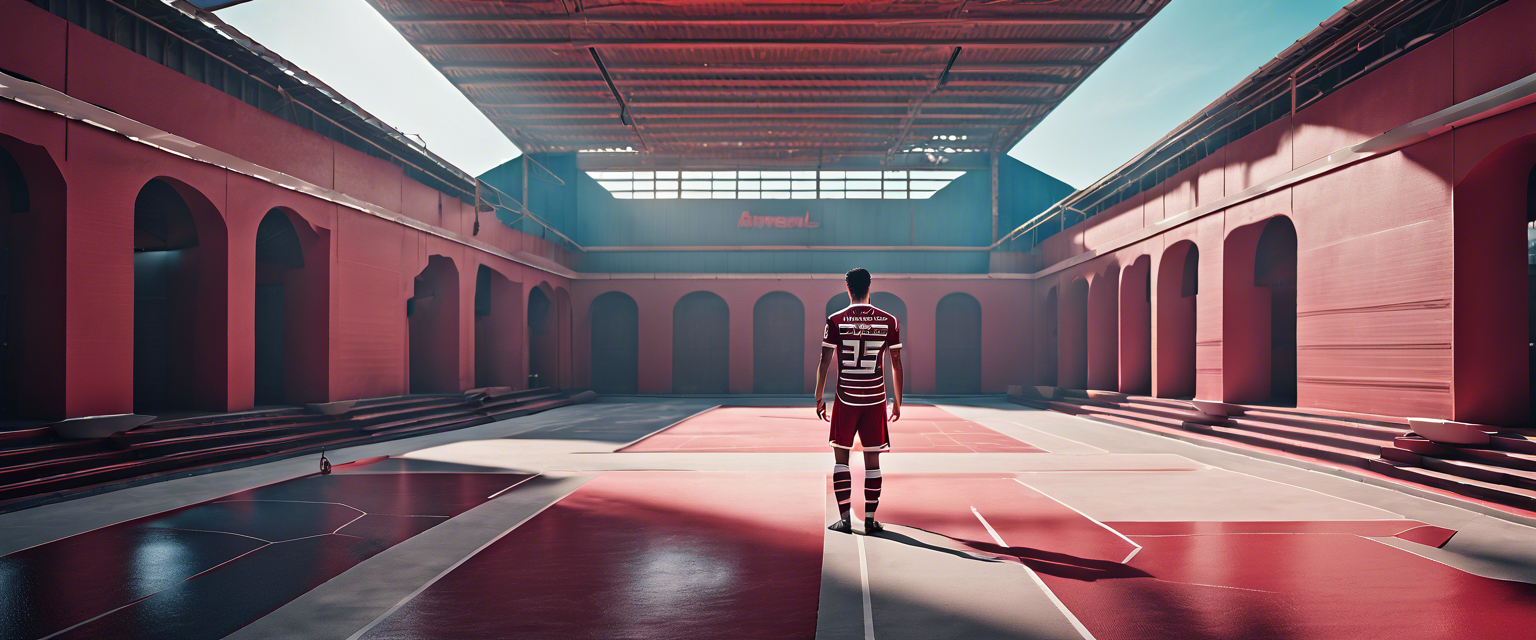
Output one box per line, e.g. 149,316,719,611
817,397,828,422
890,402,901,422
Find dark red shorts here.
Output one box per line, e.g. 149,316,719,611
829,401,890,452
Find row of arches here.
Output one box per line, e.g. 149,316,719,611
585,290,984,395
0,130,580,419
1041,216,1299,405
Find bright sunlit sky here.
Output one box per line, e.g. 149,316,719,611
218,0,1349,186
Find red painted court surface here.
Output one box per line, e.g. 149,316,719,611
620,405,1043,453
876,474,1536,640
0,472,529,640
360,471,825,640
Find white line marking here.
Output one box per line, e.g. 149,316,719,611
970,506,1096,640
856,534,876,640
1006,420,1109,454
1013,479,1143,564
487,474,540,500
617,404,722,450
346,479,584,640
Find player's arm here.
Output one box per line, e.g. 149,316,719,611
889,348,903,422
815,345,835,421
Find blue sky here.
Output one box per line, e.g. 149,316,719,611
218,0,1349,185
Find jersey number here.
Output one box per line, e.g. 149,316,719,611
841,340,882,375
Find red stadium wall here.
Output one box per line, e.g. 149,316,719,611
1029,0,1536,425
0,0,571,418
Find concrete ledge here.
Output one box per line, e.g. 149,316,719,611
51,414,156,440
1410,418,1494,446
1191,399,1243,418
307,400,359,416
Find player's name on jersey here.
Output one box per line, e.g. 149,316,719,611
842,316,888,322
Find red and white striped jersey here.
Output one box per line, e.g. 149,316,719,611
823,304,902,407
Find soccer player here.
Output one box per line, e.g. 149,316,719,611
816,268,902,535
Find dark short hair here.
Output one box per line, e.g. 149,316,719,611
845,268,871,299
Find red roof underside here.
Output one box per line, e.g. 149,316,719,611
368,0,1168,166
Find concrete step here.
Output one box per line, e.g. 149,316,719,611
1237,409,1407,443
1185,422,1380,468
1222,417,1391,454
1370,459,1536,512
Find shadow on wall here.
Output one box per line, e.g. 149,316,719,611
408,255,459,394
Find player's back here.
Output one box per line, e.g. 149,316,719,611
824,304,902,406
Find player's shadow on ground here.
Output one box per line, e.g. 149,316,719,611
870,528,1005,564
878,524,1148,581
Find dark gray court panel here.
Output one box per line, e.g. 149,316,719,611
673,290,730,393
935,292,981,394
755,291,806,394
589,291,640,394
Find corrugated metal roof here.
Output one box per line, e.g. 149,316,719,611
366,0,1168,167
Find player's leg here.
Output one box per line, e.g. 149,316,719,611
863,451,883,534
856,403,890,534
828,402,855,533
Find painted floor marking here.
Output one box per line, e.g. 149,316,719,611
346,482,575,640
1003,419,1109,454
856,534,875,640
970,506,1096,640
487,474,540,500
617,404,722,450
1012,478,1143,564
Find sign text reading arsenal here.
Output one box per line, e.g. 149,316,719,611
738,211,820,229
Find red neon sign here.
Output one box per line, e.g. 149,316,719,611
737,211,820,229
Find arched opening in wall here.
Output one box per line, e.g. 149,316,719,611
407,255,459,394
253,209,328,405
555,288,573,389
589,291,639,394
527,284,557,389
754,292,805,394
1059,278,1089,390
825,292,907,396
1040,286,1058,386
1120,256,1152,395
935,293,981,393
1223,216,1297,405
1087,266,1120,391
474,266,521,389
1452,138,1536,426
0,136,66,419
1529,166,1536,425
1156,242,1198,399
134,178,228,412
673,291,729,394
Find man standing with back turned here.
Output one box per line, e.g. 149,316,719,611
817,268,903,534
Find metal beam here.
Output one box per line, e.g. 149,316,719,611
437,62,1094,72
388,14,1152,26
414,37,1121,48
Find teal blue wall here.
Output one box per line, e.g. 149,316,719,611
478,154,1071,274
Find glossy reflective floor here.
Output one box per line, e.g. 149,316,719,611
3,398,1536,639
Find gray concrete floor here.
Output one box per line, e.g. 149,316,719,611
5,396,1535,639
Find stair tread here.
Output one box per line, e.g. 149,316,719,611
1223,417,1394,448
1373,460,1536,501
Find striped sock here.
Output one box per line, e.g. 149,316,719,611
865,468,883,519
833,464,852,520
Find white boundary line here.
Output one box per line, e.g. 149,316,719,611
616,404,722,451
1006,420,1109,454
856,534,876,640
487,474,541,500
970,506,1095,640
1012,478,1143,564
346,477,582,640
